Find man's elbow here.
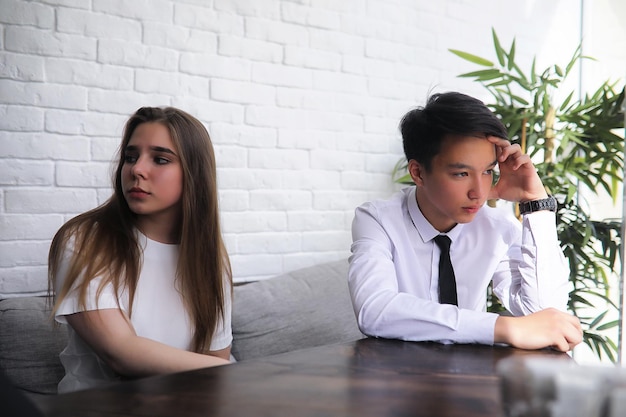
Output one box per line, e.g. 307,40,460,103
356,308,384,338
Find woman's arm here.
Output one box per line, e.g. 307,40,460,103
207,346,231,361
66,308,230,378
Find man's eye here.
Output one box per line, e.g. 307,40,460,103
484,169,494,175
453,172,468,177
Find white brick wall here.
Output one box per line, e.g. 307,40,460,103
0,0,624,296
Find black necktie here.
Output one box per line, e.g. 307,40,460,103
433,235,458,306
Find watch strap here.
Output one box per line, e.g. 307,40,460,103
518,196,557,215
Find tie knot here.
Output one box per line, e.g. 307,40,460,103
433,235,451,251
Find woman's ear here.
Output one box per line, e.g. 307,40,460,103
407,159,425,186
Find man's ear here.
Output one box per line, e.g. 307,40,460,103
407,159,425,186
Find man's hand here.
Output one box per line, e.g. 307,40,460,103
487,136,549,203
494,308,583,352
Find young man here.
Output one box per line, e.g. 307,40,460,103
348,92,582,352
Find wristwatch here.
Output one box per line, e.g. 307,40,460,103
518,196,557,215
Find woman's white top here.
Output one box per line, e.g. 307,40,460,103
54,231,232,393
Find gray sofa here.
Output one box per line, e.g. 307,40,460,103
0,260,364,398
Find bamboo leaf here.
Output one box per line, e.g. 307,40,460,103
492,28,505,67
449,49,494,67
457,69,503,81
512,63,529,85
559,91,575,112
487,79,514,88
507,39,516,70
588,310,608,328
597,320,619,331
510,94,529,105
601,343,617,362
555,65,563,77
565,44,582,76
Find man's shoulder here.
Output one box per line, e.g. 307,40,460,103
470,203,520,232
357,188,411,216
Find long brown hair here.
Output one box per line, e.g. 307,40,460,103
48,107,232,352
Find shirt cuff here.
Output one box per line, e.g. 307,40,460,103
455,309,500,345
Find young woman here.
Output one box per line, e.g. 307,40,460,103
48,107,232,393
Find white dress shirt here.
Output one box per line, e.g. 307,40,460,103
348,187,570,345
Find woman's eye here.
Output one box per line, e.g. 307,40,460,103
124,154,137,163
155,156,170,165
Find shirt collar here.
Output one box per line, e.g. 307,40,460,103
406,186,464,243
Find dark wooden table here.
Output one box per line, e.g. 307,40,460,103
34,338,570,417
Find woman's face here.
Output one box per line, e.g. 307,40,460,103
121,122,183,240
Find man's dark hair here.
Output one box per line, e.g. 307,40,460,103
400,92,508,170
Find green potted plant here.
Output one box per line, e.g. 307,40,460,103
394,29,625,362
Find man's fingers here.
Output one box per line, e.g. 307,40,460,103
565,318,584,346
552,338,570,353
553,313,583,352
495,148,528,172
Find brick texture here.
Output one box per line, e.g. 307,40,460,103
0,0,623,296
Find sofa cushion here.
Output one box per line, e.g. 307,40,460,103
231,259,364,361
0,296,67,397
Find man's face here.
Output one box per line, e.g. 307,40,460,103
410,135,497,232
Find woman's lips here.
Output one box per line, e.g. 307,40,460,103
127,187,149,198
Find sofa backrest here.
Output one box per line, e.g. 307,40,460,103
231,259,364,361
0,296,67,398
